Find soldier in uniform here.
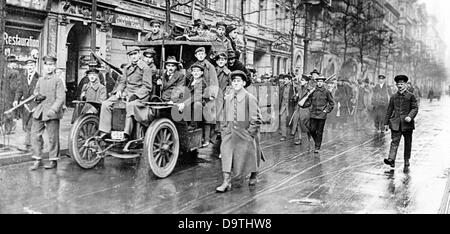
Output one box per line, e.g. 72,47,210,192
372,74,391,133
212,21,233,53
29,56,66,170
279,75,295,141
383,75,418,171
142,48,160,96
13,59,40,151
97,46,153,141
216,70,262,192
302,76,335,153
142,20,167,41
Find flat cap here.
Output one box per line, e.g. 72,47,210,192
227,50,237,59
314,76,326,81
230,70,248,82
25,59,37,64
150,19,161,26
216,21,227,29
215,52,228,60
195,47,206,54
394,75,408,83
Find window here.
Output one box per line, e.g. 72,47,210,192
275,4,280,30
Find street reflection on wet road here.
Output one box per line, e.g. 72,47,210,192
1,97,450,214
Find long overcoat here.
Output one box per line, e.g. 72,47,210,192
384,91,418,132
220,88,262,177
290,85,311,134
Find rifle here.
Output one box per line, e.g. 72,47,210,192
3,95,36,115
90,50,123,76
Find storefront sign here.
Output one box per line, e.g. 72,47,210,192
3,28,41,72
271,42,291,53
6,0,48,11
114,14,142,30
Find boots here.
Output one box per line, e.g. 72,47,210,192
29,160,42,171
249,172,258,186
216,172,232,193
44,160,57,169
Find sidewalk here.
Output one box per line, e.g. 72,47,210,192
0,108,73,166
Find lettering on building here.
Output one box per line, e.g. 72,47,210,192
114,14,142,29
3,32,40,48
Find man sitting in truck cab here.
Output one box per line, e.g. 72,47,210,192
97,46,153,141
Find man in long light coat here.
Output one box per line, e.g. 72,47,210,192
216,70,262,193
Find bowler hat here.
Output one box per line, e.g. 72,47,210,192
127,46,141,55
143,48,156,57
394,75,408,83
42,55,57,64
230,70,248,83
310,69,321,76
165,56,181,66
195,47,206,54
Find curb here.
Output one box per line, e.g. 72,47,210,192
0,148,69,167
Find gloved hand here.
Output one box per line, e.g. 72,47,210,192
35,94,46,103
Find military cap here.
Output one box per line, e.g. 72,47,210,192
227,50,237,59
394,75,409,83
25,59,37,64
338,77,349,82
143,48,156,57
378,74,386,79
216,21,227,29
86,67,100,75
226,25,237,35
215,52,228,60
190,62,204,72
127,46,141,55
6,55,17,62
42,55,57,64
314,76,326,81
194,47,206,54
165,56,181,66
150,19,161,26
310,69,321,76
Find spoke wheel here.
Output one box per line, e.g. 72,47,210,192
144,118,179,178
69,115,102,169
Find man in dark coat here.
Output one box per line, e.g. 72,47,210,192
227,50,251,87
279,75,296,141
383,75,419,171
372,74,391,133
334,77,353,128
13,59,40,150
302,76,335,153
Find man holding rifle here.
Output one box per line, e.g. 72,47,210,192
301,75,335,153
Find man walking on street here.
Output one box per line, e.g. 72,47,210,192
279,75,295,141
372,75,391,133
13,59,40,151
29,56,66,170
383,75,419,171
302,76,335,153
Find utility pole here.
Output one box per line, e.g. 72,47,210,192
91,0,97,62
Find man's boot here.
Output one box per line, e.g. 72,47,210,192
44,160,57,169
216,172,232,193
29,160,42,171
249,172,258,186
